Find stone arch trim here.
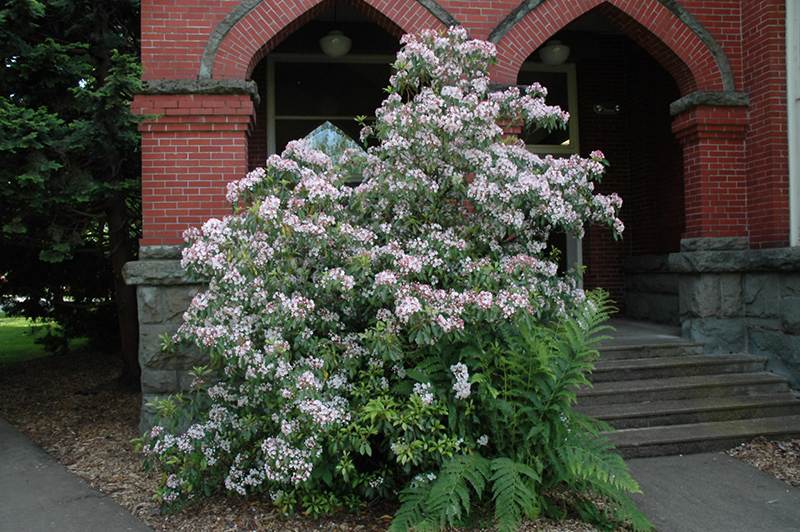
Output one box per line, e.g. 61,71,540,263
199,0,455,80
488,0,735,98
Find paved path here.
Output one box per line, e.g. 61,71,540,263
3,414,800,532
0,418,152,531
627,452,800,532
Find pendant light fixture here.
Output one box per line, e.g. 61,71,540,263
320,4,352,57
539,39,570,65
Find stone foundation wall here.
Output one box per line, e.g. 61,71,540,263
671,238,800,388
122,245,207,435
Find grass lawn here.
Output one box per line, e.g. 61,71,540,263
0,314,86,364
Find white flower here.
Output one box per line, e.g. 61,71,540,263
450,363,471,400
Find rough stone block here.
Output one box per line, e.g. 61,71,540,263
138,286,162,324
780,273,800,298
744,273,780,319
720,273,744,318
162,285,201,323
122,259,196,286
680,237,749,252
139,394,160,436
780,296,800,335
139,322,180,368
679,274,720,318
747,246,800,272
682,317,745,354
139,245,184,260
747,322,800,389
141,368,179,394
669,250,747,273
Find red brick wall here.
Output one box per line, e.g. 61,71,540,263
672,106,749,239
741,0,789,248
135,0,793,294
133,93,255,246
140,0,237,80
493,0,719,92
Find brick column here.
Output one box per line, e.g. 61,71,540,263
127,87,256,433
671,105,749,240
132,91,256,246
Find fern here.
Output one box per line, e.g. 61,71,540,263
389,477,435,532
425,454,491,529
390,290,652,531
390,454,491,532
490,457,541,532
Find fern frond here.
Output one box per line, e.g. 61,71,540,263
559,437,640,494
425,454,491,529
490,457,541,532
389,480,434,532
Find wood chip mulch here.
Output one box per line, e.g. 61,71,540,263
0,348,797,532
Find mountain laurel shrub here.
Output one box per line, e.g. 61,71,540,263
136,27,651,531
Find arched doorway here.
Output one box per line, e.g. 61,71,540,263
517,9,684,322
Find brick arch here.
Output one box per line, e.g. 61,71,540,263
202,0,447,81
489,0,723,95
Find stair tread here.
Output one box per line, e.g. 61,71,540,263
579,372,788,396
593,352,763,371
577,392,800,419
579,330,799,457
605,415,800,447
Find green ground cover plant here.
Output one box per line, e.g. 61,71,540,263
137,28,650,531
0,315,50,363
0,314,52,363
0,313,88,364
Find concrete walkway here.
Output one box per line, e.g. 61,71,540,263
627,452,800,532
0,418,152,531
3,417,799,532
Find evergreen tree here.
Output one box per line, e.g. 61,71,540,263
0,0,142,387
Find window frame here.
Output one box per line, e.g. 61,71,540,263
518,62,580,156
266,52,395,156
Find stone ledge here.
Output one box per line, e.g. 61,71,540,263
141,79,259,98
669,91,749,116
669,247,800,274
680,237,749,252
122,260,199,286
139,245,183,260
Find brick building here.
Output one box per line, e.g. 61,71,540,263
124,0,800,429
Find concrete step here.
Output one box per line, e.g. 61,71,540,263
591,353,766,382
597,341,704,360
576,372,791,406
577,393,800,429
585,320,800,458
604,415,800,458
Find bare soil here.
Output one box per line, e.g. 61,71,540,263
1,348,797,532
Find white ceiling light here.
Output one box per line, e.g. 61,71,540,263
320,30,352,57
539,40,570,65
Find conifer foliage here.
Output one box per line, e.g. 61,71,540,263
0,0,141,383
138,27,649,531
